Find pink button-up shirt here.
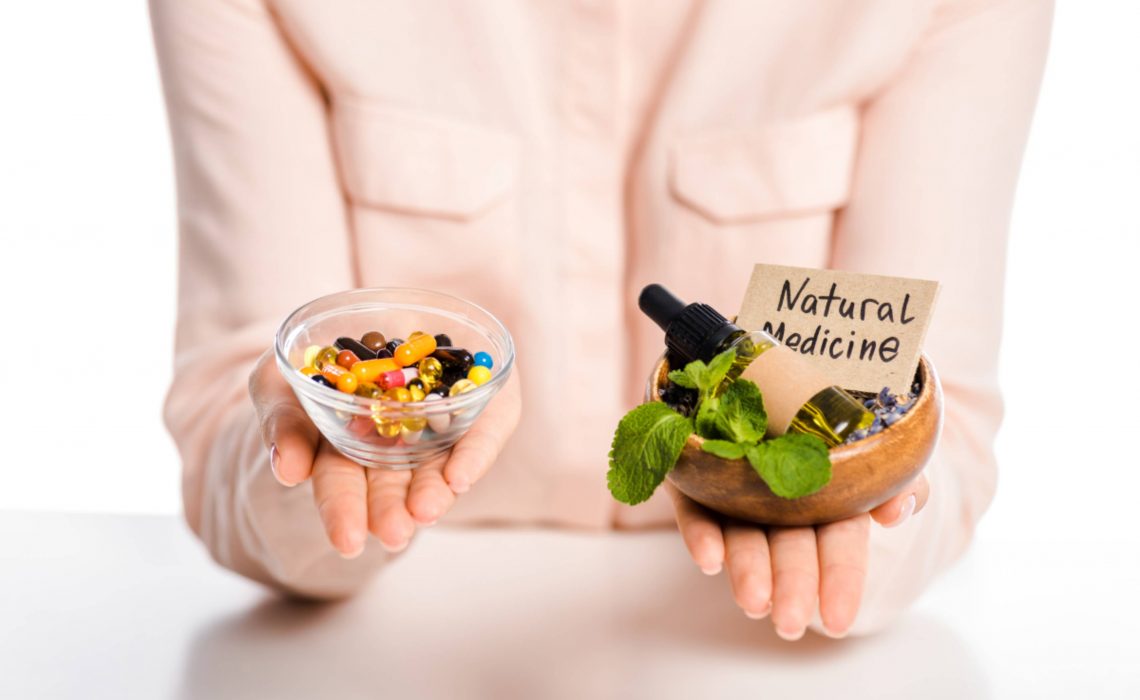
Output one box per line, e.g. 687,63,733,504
152,0,1052,636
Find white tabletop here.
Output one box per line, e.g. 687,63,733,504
0,511,1135,699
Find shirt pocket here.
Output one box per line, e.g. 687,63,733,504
331,97,519,220
668,105,859,224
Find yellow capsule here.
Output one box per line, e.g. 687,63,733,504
401,416,428,432
314,346,339,370
395,334,437,367
384,387,412,403
375,418,401,438
355,381,383,399
303,345,322,368
449,379,477,396
467,365,492,386
408,331,426,340
407,379,427,402
300,366,320,377
417,357,443,384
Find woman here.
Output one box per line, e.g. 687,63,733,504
151,0,1052,640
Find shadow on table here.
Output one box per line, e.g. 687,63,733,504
178,537,988,700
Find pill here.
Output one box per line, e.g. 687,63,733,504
383,387,412,403
408,331,426,340
417,357,443,384
431,347,474,383
473,351,493,369
424,393,451,433
336,349,360,369
433,333,452,347
351,357,399,383
406,379,427,401
303,345,322,368
336,337,377,361
320,363,349,384
312,375,334,388
467,365,492,386
429,385,449,397
375,418,401,438
374,347,394,359
449,379,477,396
385,338,404,354
401,416,427,444
355,381,383,399
379,368,419,389
395,334,438,367
336,373,358,393
300,366,320,377
359,331,388,352
314,346,339,370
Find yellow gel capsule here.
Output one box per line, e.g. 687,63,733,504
384,387,412,403
376,418,401,438
300,366,320,377
314,346,339,370
417,357,443,384
355,382,383,399
467,365,492,386
449,379,477,396
303,345,322,368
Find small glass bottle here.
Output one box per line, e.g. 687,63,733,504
640,284,873,447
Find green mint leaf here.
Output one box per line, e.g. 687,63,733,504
744,434,832,499
667,369,698,389
700,439,746,459
695,396,720,439
607,402,694,505
704,349,737,391
714,379,767,444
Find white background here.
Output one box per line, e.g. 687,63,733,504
0,0,1137,542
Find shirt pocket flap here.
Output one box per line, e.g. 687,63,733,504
669,105,859,224
333,99,519,220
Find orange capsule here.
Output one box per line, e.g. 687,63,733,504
300,366,320,377
351,357,399,383
394,334,437,367
336,349,360,369
336,372,359,394
321,363,348,384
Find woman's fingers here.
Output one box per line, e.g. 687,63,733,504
724,523,773,619
249,349,320,486
311,440,370,558
442,372,521,494
405,455,456,525
767,526,820,641
870,472,930,527
365,466,416,553
665,483,725,575
815,514,871,637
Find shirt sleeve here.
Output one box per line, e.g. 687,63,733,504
150,0,393,597
814,0,1053,636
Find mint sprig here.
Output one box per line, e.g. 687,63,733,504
607,352,833,505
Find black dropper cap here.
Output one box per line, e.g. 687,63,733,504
638,284,742,364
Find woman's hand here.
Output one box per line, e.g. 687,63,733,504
666,473,929,640
249,349,521,558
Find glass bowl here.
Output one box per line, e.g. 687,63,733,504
275,288,514,470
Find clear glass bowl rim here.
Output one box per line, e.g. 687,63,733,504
274,287,515,416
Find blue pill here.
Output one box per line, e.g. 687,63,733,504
473,351,493,369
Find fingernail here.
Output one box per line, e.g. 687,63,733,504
700,562,722,576
822,624,850,639
269,444,295,487
380,539,409,553
449,478,470,494
744,602,771,620
339,531,366,559
888,494,917,528
776,625,806,641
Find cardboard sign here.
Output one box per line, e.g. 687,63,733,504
736,264,940,395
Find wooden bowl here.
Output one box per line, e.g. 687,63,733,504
646,354,944,526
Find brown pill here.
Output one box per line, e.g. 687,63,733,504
336,336,377,361
360,331,387,352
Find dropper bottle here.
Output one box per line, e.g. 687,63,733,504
639,284,873,447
